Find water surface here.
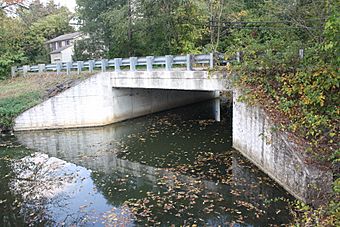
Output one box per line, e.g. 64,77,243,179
0,100,293,226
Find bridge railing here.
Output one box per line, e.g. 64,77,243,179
11,53,238,77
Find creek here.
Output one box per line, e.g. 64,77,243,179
0,99,293,226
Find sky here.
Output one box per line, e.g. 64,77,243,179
40,0,76,12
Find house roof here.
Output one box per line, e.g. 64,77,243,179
46,32,81,44
50,45,72,54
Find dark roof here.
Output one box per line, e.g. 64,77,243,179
50,45,72,54
46,32,81,44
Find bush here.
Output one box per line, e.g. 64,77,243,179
0,92,41,130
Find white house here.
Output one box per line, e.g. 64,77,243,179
46,32,82,63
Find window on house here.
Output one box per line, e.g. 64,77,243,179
53,57,61,63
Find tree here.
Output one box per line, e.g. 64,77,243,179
20,2,74,63
16,0,64,26
0,0,29,16
0,0,74,79
76,0,208,58
0,12,26,79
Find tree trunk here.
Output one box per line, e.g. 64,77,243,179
128,0,132,56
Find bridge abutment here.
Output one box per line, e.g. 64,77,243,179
232,89,333,206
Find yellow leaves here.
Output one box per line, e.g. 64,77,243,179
290,123,298,133
299,84,305,95
302,96,311,105
301,91,326,107
312,70,323,77
230,10,248,19
238,10,248,17
226,62,232,74
318,94,326,107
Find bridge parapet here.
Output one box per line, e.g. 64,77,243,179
11,53,238,77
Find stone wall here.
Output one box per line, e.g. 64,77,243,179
232,90,333,206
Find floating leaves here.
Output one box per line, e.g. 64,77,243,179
0,101,294,226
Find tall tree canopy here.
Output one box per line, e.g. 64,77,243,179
75,0,336,59
75,0,209,59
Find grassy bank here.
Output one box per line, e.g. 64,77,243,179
0,73,91,132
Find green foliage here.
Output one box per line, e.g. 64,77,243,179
323,7,340,67
0,52,26,80
17,0,64,26
73,38,105,61
76,0,208,57
0,1,73,79
226,1,339,165
0,92,41,130
291,179,340,226
291,199,339,227
226,4,339,224
23,8,73,63
0,14,26,79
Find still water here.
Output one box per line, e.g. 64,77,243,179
0,100,293,226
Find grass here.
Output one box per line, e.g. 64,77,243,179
0,73,92,131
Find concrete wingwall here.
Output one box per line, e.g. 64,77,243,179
14,72,218,131
232,89,333,206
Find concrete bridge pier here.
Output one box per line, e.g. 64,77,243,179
213,98,221,122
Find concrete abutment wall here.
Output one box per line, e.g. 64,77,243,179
232,89,333,206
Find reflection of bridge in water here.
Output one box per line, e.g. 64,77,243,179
16,114,226,190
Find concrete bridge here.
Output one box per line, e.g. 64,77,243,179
14,71,230,131
13,53,232,131
12,53,332,207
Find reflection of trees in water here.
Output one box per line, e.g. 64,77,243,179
10,153,88,226
9,152,136,226
0,158,26,226
0,138,34,226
